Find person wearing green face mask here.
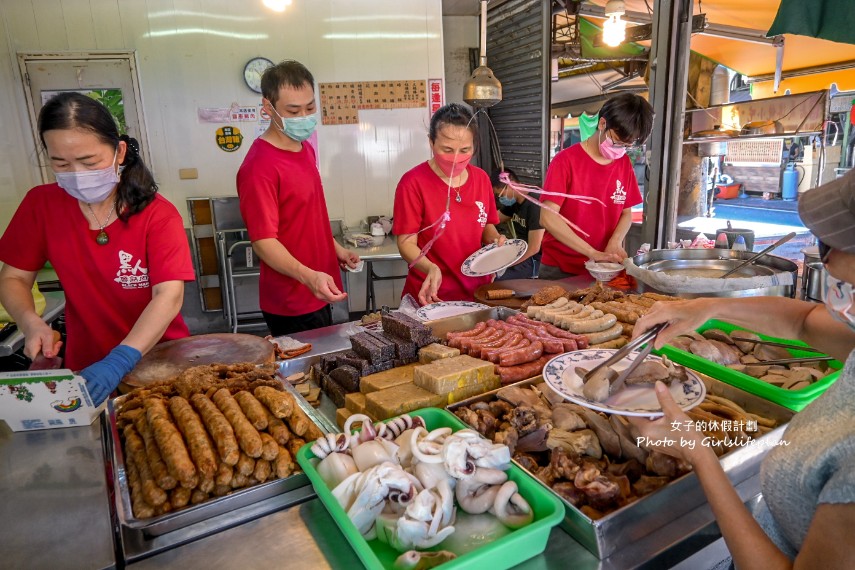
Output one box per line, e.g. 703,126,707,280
237,60,359,335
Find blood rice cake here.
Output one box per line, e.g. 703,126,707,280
365,383,445,420
350,332,388,364
360,364,418,394
321,374,348,408
384,334,418,360
418,343,461,364
413,355,496,395
329,365,361,392
380,311,434,347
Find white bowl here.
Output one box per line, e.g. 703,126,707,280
371,235,385,246
585,261,624,282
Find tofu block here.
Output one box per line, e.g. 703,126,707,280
413,355,496,395
365,384,445,421
419,343,461,364
360,363,418,393
345,392,367,414
336,407,353,430
444,374,500,405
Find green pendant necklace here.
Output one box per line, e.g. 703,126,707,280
87,202,116,246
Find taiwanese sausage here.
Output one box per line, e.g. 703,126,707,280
498,340,543,367
496,355,553,384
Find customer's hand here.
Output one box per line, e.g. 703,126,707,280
627,381,709,466
633,298,715,349
304,270,348,303
337,248,361,270
82,345,142,406
418,264,443,306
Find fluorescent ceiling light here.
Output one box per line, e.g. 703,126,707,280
603,0,626,47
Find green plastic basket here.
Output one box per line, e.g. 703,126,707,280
296,407,565,570
656,319,842,412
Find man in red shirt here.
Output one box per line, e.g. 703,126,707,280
237,60,359,335
539,93,653,279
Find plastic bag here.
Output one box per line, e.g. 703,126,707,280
0,282,46,322
398,294,421,319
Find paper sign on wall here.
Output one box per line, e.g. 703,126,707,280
216,126,243,152
319,80,428,125
230,106,258,122
428,79,444,116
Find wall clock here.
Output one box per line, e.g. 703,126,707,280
244,57,274,94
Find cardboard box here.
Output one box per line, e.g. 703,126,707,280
0,369,102,431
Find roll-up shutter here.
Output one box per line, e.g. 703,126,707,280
486,0,551,185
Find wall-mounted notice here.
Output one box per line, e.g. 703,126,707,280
319,80,427,125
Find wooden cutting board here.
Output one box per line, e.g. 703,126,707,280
122,333,275,388
474,279,569,309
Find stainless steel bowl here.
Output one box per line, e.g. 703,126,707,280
632,249,798,298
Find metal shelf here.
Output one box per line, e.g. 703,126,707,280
683,130,822,145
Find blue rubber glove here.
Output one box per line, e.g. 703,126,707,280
82,345,142,406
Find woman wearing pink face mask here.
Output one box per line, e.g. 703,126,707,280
394,104,501,306
539,93,653,279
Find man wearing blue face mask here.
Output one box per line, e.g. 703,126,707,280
491,168,544,280
237,60,359,335
626,170,855,568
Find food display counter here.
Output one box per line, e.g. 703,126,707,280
2,276,812,569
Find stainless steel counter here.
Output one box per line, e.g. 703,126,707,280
0,291,66,357
0,419,115,569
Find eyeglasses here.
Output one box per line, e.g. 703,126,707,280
606,130,641,150
818,240,832,263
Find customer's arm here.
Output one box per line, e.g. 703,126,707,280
252,238,346,303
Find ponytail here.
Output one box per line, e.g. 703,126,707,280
116,134,157,221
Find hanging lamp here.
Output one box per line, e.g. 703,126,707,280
463,0,502,108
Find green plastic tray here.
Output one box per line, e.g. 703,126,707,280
296,407,565,570
656,319,842,412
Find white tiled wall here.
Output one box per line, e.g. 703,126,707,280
0,0,448,311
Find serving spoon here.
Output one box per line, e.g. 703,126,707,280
719,231,796,278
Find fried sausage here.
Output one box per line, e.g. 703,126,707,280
287,437,306,458
170,486,191,509
274,446,295,478
198,476,215,494
212,485,231,497
213,388,263,458
253,458,272,482
230,472,248,489
144,397,198,489
265,409,291,445
259,432,279,461
190,489,208,504
123,424,168,507
126,454,155,519
216,461,234,486
132,411,177,491
253,386,293,419
236,452,255,476
498,340,543,367
234,391,269,430
495,354,553,384
190,393,240,466
169,396,218,480
590,336,629,349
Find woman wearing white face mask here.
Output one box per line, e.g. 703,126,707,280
539,92,653,280
0,92,194,405
627,170,855,568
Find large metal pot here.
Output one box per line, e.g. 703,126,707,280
631,249,798,298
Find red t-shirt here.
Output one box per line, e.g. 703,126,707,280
237,138,341,316
540,144,641,274
0,185,194,370
393,162,499,302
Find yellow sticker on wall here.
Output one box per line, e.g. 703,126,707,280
216,126,243,152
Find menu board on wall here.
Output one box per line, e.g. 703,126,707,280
319,80,427,125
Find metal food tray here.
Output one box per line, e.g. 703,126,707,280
106,385,331,538
276,307,521,428
447,374,795,559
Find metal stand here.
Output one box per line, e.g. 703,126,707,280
364,260,407,313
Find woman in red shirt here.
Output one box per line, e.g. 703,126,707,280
0,93,194,404
393,104,501,306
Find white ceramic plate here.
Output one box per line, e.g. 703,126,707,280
542,349,706,418
415,301,490,322
461,239,528,277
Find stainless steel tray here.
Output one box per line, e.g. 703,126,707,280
447,374,795,559
107,386,331,538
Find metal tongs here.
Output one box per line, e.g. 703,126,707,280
577,322,668,400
